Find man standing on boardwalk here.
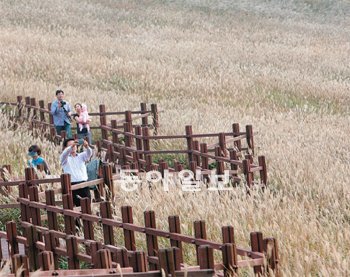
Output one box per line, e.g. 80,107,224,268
51,89,72,138
60,138,93,207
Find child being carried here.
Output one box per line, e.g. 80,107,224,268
77,103,91,132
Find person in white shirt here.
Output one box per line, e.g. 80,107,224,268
60,138,93,207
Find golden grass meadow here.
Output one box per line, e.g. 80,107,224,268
1,0,350,275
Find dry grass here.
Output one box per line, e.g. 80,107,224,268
0,0,350,275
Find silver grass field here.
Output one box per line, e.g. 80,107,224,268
0,0,350,275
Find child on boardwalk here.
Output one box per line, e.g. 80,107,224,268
27,145,51,175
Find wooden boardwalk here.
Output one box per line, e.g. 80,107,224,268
1,238,25,260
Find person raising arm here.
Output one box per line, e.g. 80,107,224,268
60,138,93,207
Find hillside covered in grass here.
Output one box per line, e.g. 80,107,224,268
0,0,350,275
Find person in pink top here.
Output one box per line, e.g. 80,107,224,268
72,103,92,144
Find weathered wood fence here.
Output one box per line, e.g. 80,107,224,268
0,167,279,276
1,96,266,187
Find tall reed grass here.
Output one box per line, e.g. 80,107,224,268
0,0,349,275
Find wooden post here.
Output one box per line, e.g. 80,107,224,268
219,132,226,156
48,103,56,142
242,159,253,187
151,104,159,135
19,184,29,223
250,232,264,275
258,156,267,185
111,119,119,161
174,161,183,172
200,143,208,166
159,161,168,178
44,231,59,270
245,154,253,164
12,254,29,276
30,98,37,128
25,167,35,188
121,206,136,251
140,103,148,126
24,167,35,221
116,248,129,268
106,143,113,163
222,226,235,244
28,186,41,228
124,122,133,157
200,143,209,181
102,163,113,200
25,96,31,120
62,194,75,235
194,220,207,265
135,125,143,162
99,104,108,144
198,245,214,270
144,210,159,270
115,247,129,268
222,243,238,276
132,152,139,171
190,161,197,180
215,146,224,176
38,251,54,271
119,147,126,167
60,130,66,141
264,238,279,276
38,100,46,129
61,173,72,195
246,125,254,154
81,198,94,255
124,110,132,123
130,251,147,272
193,140,200,167
30,97,37,115
45,190,58,231
232,123,241,151
229,150,238,177
158,248,175,276
6,221,19,256
100,201,114,245
168,216,183,264
142,127,152,171
24,224,39,271
185,125,193,165
96,249,113,269
17,96,23,118
66,235,79,269
90,241,103,268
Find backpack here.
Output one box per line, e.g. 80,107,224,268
86,158,101,190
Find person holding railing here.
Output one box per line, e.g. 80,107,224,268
50,90,72,138
60,138,93,207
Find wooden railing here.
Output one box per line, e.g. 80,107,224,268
1,96,267,187
0,168,279,276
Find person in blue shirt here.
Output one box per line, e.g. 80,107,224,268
50,90,72,138
27,145,51,174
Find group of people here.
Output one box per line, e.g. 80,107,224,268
27,90,98,208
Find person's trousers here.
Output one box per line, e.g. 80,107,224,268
55,122,72,138
77,131,93,145
71,181,91,207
